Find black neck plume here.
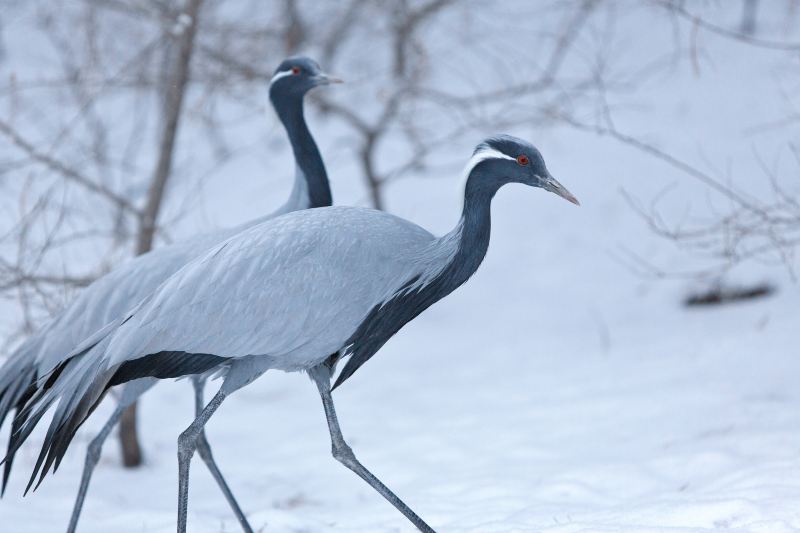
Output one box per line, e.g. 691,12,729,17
332,164,501,389
270,91,332,208
439,165,500,292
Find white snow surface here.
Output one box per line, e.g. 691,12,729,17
1,2,800,532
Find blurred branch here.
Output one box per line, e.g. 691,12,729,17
282,0,307,54
0,118,141,216
0,271,95,291
319,0,370,66
418,0,599,106
559,82,799,279
657,0,800,51
136,0,203,255
314,0,462,209
556,96,783,221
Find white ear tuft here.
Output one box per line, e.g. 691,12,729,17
270,69,293,86
460,147,514,182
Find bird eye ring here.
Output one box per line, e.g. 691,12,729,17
291,66,301,75
516,155,529,165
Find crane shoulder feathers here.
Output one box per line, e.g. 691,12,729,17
91,206,438,371
10,208,450,487
31,226,246,374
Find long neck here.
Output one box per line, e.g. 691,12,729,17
331,167,499,389
434,168,498,293
272,92,332,210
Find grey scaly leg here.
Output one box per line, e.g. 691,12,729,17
177,388,226,533
65,403,123,533
308,364,436,533
66,378,156,533
190,375,253,533
177,359,259,533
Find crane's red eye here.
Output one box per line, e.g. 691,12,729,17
291,66,301,75
516,155,529,165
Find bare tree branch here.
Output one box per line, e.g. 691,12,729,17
657,0,800,51
0,118,141,216
135,0,203,255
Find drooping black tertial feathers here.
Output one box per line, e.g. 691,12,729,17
109,351,228,387
5,347,231,493
0,352,39,496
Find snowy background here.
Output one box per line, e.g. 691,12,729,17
1,1,799,531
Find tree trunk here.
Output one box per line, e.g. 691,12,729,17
118,402,141,467
740,0,758,35
282,0,306,54
119,0,204,468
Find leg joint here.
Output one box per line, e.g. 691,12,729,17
177,428,198,460
87,433,106,459
85,441,102,465
332,441,356,466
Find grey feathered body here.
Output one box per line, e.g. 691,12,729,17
66,207,446,375
11,206,461,484
13,135,565,497
35,167,314,375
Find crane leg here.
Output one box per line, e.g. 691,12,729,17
65,402,123,533
190,375,253,533
308,364,436,533
176,387,227,533
177,359,265,533
66,378,155,533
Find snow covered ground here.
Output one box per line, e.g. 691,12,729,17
1,2,800,532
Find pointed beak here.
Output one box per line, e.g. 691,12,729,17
314,72,344,85
542,173,580,206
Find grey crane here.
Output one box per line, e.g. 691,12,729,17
8,135,578,532
0,56,338,533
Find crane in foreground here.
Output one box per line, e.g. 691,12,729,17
8,134,578,532
0,56,338,533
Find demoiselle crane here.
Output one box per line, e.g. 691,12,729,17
0,56,338,533
8,135,578,532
